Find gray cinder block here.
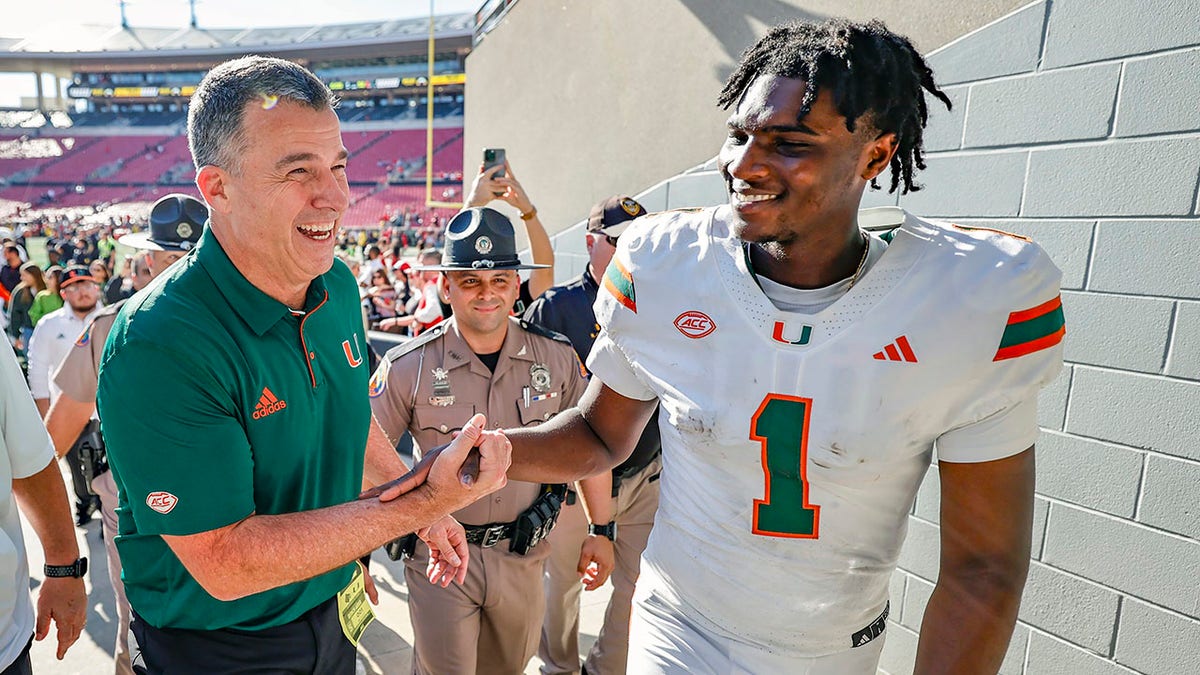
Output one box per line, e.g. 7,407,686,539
1024,138,1200,218
928,1,1047,85
1066,367,1200,462
963,64,1120,147
1042,0,1200,69
1117,48,1200,137
1090,220,1200,299
1042,503,1200,617
1060,291,1174,373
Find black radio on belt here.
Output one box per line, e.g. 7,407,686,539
384,484,568,559
74,419,108,487
509,483,567,555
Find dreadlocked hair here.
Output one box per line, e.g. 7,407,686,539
717,18,952,195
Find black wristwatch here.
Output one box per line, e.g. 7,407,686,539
588,521,617,542
44,557,87,579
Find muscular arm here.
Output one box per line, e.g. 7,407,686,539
506,378,656,484
43,392,93,459
914,447,1034,674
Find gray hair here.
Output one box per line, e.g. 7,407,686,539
187,55,337,173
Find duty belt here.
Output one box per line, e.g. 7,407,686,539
463,521,516,548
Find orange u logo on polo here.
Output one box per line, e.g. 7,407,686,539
343,338,363,368
253,387,287,419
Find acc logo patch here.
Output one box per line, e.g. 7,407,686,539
368,360,389,398
674,311,715,339
74,326,91,348
146,491,179,514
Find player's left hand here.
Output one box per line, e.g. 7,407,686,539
578,534,615,591
418,515,470,587
35,576,86,659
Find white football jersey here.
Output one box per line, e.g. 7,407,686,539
587,205,1064,657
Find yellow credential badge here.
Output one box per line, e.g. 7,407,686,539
337,562,376,645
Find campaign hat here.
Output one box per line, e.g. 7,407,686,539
120,194,207,252
417,207,550,271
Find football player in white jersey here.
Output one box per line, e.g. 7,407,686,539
374,18,1064,675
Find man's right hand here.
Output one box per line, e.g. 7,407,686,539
374,413,510,507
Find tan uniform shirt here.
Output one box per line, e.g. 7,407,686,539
53,302,123,403
371,316,587,527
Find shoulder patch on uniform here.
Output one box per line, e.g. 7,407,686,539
994,295,1065,361
384,323,445,363
520,319,572,345
368,359,389,398
74,325,91,347
602,257,636,313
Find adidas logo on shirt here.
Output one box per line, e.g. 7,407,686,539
872,335,918,363
252,387,287,419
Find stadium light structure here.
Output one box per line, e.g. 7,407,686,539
425,0,462,210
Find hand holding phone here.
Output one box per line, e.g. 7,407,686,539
482,148,506,196
482,148,506,178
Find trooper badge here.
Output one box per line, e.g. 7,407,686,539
530,363,551,393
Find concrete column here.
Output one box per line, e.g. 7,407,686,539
34,70,44,112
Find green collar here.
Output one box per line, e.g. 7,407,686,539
195,227,329,336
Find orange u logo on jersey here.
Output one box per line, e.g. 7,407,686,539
343,338,363,368
771,321,812,345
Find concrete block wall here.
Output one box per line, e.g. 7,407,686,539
881,1,1200,673
544,1,1199,672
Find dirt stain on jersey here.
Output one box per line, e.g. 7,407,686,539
672,409,717,441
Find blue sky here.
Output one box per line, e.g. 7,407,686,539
0,0,483,107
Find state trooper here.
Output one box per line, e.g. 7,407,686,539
43,193,206,675
370,207,610,675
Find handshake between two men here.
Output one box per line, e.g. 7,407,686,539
359,413,512,588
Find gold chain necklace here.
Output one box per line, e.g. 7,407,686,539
847,229,871,289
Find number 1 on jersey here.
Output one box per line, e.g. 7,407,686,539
751,394,820,538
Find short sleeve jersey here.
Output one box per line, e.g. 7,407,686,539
587,206,1064,656
97,228,372,631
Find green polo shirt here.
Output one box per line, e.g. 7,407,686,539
97,227,371,631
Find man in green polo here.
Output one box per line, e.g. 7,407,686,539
96,56,511,673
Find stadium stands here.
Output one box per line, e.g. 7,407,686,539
0,123,463,226
0,12,471,232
